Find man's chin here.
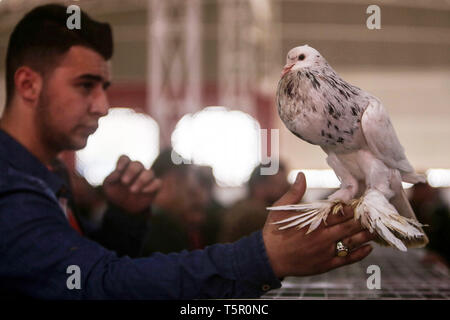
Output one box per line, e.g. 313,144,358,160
68,137,89,151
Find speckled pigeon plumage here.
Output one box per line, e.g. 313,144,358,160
268,45,428,251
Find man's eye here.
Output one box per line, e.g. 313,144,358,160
80,82,95,91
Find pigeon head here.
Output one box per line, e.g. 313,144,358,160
281,45,324,77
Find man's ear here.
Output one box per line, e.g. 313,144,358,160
13,66,43,106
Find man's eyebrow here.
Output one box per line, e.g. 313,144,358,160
76,74,111,89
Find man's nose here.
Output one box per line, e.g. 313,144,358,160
90,89,109,117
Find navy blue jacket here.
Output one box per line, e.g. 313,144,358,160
0,129,281,299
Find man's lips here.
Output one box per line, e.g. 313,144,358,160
281,64,294,78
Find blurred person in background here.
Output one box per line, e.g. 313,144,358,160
219,162,290,243
140,149,215,255
410,183,450,267
192,165,224,245
0,4,374,299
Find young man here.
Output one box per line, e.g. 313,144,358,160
0,4,374,299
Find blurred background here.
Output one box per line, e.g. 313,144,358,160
0,0,449,266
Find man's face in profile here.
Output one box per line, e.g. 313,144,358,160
36,45,111,151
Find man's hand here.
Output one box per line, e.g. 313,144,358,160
103,155,162,214
263,172,375,279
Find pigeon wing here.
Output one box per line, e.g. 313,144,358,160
360,98,414,174
360,98,428,244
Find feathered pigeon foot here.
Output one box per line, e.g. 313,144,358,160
352,190,428,252
267,200,344,233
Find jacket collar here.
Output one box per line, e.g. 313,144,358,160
0,129,65,195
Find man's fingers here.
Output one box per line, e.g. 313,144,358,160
343,230,376,250
266,172,306,227
141,178,162,194
272,172,306,207
104,155,132,184
327,230,375,257
325,205,354,227
129,170,155,193
116,155,131,172
120,161,145,186
105,154,160,195
325,217,366,243
105,170,121,184
328,244,373,270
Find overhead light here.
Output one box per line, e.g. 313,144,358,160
426,169,450,188
171,106,261,187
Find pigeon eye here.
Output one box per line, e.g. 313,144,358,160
298,54,305,61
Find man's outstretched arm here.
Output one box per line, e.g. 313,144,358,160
0,172,373,299
0,189,280,299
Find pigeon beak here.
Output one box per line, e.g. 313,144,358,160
281,63,294,78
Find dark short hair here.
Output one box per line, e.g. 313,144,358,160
151,148,190,179
5,4,113,107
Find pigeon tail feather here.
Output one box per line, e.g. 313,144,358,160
356,189,428,251
268,201,338,232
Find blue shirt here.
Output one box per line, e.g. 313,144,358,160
0,129,281,299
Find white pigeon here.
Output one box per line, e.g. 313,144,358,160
268,45,428,251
